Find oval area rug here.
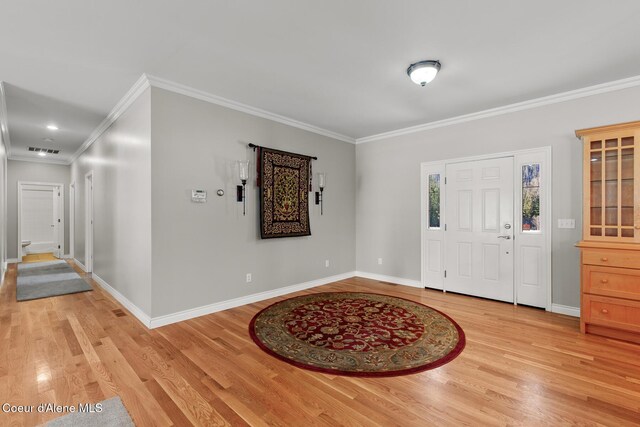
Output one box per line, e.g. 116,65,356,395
249,292,465,377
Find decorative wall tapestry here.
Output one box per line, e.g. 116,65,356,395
259,147,312,239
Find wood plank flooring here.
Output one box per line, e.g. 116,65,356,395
1,262,640,426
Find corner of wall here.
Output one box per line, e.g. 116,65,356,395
70,84,153,319
92,273,152,328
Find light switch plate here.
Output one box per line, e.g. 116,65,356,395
557,219,575,229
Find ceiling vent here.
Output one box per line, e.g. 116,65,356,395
28,147,60,154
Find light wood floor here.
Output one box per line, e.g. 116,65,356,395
20,252,58,263
1,262,640,426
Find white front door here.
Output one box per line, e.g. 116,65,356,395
445,157,514,302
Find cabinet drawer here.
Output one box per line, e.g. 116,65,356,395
584,266,640,301
583,295,640,333
582,249,640,268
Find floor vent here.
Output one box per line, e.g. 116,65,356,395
28,147,60,154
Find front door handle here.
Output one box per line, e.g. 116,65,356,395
497,235,511,240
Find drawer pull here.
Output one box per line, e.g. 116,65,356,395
635,226,640,230
600,257,608,262
600,279,609,284
601,308,609,314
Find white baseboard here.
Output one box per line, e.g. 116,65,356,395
0,263,5,289
551,304,580,317
91,273,152,328
73,258,87,272
7,258,19,264
149,271,357,329
61,254,72,259
354,271,423,288
355,273,582,318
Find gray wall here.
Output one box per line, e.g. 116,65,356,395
150,87,356,317
356,85,640,308
6,160,70,259
71,88,152,315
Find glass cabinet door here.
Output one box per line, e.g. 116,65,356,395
587,132,638,241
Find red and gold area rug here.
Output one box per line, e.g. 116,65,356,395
249,292,465,377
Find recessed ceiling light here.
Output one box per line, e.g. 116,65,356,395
46,124,58,131
407,60,441,86
38,152,47,157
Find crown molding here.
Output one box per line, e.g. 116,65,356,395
68,74,151,164
45,70,640,163
356,74,640,144
145,74,356,144
8,155,70,166
0,81,11,156
66,73,355,165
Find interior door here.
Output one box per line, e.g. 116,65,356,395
445,157,514,302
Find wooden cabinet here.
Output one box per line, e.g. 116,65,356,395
576,121,640,344
578,122,640,241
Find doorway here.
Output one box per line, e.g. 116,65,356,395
85,171,93,273
17,181,64,261
421,147,551,310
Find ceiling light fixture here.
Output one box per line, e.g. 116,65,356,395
46,124,58,131
38,152,47,157
43,137,54,143
407,60,441,86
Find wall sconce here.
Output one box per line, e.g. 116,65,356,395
237,160,249,215
315,173,326,215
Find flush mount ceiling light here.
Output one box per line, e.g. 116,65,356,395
46,124,58,131
43,137,54,143
407,60,441,86
38,152,47,157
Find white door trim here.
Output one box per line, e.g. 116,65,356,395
69,181,75,259
17,181,65,261
85,171,94,273
420,146,552,310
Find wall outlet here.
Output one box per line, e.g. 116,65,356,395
246,273,252,283
557,219,576,229
378,258,383,265
325,260,330,268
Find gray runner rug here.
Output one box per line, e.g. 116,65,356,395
44,397,134,427
17,260,92,301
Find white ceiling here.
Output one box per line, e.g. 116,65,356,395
2,83,105,162
2,1,640,163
